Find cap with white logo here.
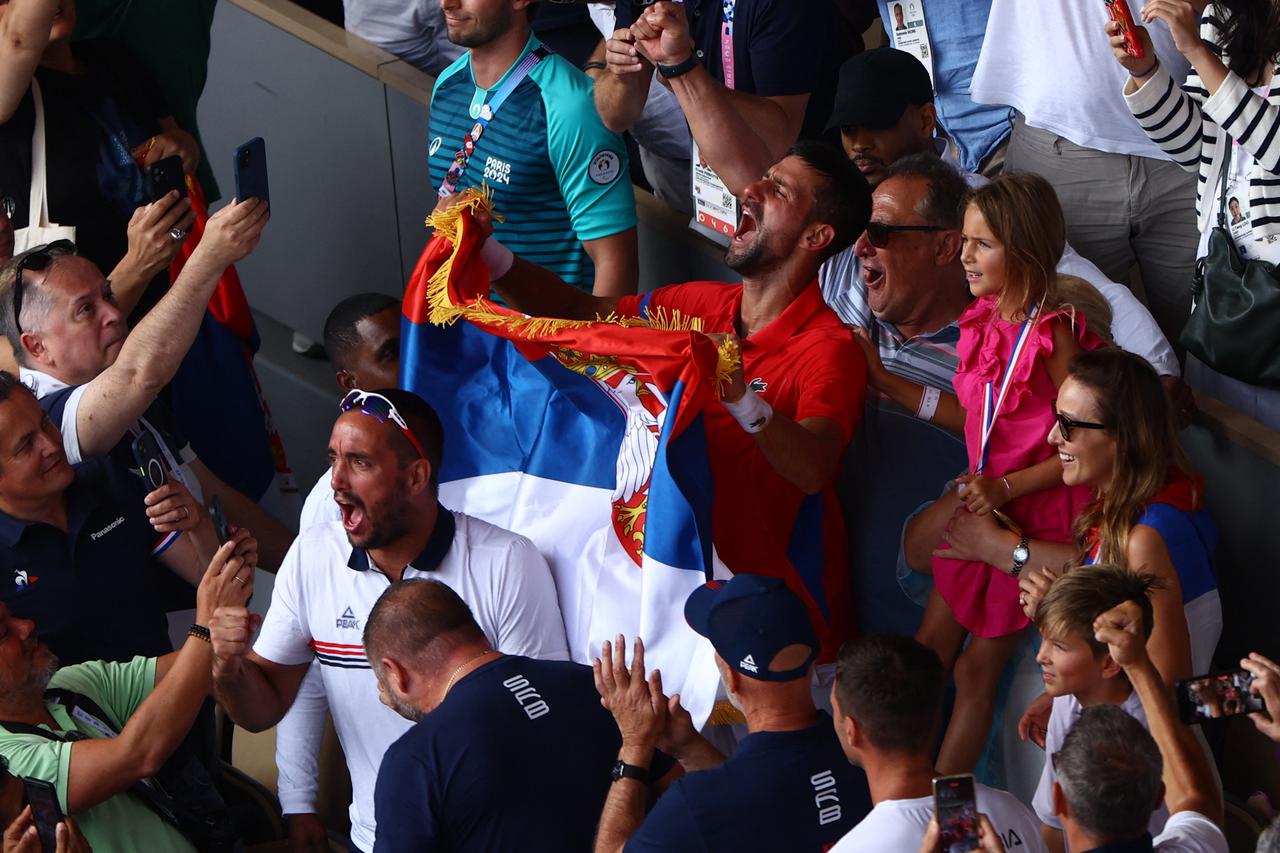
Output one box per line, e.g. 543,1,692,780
684,575,818,683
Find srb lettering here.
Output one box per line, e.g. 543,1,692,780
810,770,842,826
502,674,551,720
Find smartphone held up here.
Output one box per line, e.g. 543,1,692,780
1105,0,1146,59
1177,670,1266,724
934,774,980,853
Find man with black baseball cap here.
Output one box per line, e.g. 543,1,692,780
593,574,870,852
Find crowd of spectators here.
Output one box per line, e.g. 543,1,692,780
0,0,1277,851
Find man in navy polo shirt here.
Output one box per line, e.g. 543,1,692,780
0,373,228,665
594,575,871,852
366,579,676,853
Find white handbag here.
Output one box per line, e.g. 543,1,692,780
13,78,76,253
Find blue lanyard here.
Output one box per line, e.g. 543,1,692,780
438,47,549,199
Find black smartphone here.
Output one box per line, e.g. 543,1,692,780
208,495,230,546
934,774,980,853
131,432,168,492
1177,670,1266,724
144,154,187,203
234,137,269,209
22,777,62,853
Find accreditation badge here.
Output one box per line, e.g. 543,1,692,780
691,138,740,245
887,0,935,82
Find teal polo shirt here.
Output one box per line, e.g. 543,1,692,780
427,36,636,292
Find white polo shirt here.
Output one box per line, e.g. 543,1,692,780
830,783,1046,853
254,509,570,853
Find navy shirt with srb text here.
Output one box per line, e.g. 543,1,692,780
625,711,872,852
373,655,672,853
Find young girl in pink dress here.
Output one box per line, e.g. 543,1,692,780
919,173,1105,774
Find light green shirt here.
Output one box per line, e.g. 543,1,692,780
0,657,195,853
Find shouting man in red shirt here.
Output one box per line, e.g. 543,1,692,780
479,140,871,693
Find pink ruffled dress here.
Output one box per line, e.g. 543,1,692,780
932,296,1103,638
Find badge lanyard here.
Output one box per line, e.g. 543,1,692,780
691,1,741,240
975,307,1037,475
438,47,549,199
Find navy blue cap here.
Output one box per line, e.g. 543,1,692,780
684,575,818,682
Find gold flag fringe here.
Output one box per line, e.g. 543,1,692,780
421,186,738,385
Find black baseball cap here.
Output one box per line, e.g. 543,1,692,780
825,48,935,133
684,575,818,683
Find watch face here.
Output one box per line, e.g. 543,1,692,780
1013,546,1030,563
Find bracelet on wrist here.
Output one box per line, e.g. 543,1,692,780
188,623,211,643
656,52,699,80
582,60,607,73
1130,57,1159,79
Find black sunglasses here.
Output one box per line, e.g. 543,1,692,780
11,240,76,336
864,222,946,249
1054,410,1107,441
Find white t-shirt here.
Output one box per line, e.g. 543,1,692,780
254,513,570,852
971,0,1191,158
1033,691,1170,836
1153,811,1229,852
830,784,1046,853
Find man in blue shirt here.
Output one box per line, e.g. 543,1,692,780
594,574,871,852
0,373,229,665
430,0,637,296
366,579,674,853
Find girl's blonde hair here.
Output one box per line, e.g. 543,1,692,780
1055,275,1115,347
964,172,1067,321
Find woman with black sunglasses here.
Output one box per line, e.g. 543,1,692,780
940,350,1220,712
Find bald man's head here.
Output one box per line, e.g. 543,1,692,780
364,579,485,678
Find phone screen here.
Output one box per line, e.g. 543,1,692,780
934,774,980,853
1177,670,1265,724
131,432,168,492
22,777,62,853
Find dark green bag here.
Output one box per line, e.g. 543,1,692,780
1181,143,1280,388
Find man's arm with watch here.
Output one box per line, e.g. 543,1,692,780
592,636,678,853
629,2,805,197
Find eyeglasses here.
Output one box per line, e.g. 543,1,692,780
1054,409,1107,441
11,240,76,336
864,222,946,249
340,390,427,459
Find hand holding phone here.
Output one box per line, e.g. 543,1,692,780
21,777,62,853
933,774,980,853
1105,0,1146,59
144,155,187,204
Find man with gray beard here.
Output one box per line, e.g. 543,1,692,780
208,389,568,853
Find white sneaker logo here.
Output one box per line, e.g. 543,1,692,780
740,654,758,673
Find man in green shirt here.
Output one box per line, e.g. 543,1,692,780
0,530,256,853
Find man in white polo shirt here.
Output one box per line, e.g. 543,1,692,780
208,388,569,853
828,634,1045,852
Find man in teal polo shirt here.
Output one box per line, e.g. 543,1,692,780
0,528,255,852
430,0,638,296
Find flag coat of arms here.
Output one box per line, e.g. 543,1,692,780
401,195,732,724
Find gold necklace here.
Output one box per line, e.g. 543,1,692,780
440,649,497,702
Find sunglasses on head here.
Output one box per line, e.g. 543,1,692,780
1054,409,1107,441
864,221,946,249
11,240,76,336
340,390,427,459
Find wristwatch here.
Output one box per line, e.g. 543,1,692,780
610,760,649,783
1011,535,1031,578
656,53,699,79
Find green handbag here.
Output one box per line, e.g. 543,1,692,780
1181,143,1280,388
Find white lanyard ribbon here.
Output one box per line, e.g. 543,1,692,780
976,307,1037,474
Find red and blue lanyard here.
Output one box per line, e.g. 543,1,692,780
976,307,1037,475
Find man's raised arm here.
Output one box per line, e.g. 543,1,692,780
72,199,268,458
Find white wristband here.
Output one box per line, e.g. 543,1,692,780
480,238,514,281
722,388,773,434
916,385,940,422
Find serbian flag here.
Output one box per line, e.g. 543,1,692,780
401,191,728,725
